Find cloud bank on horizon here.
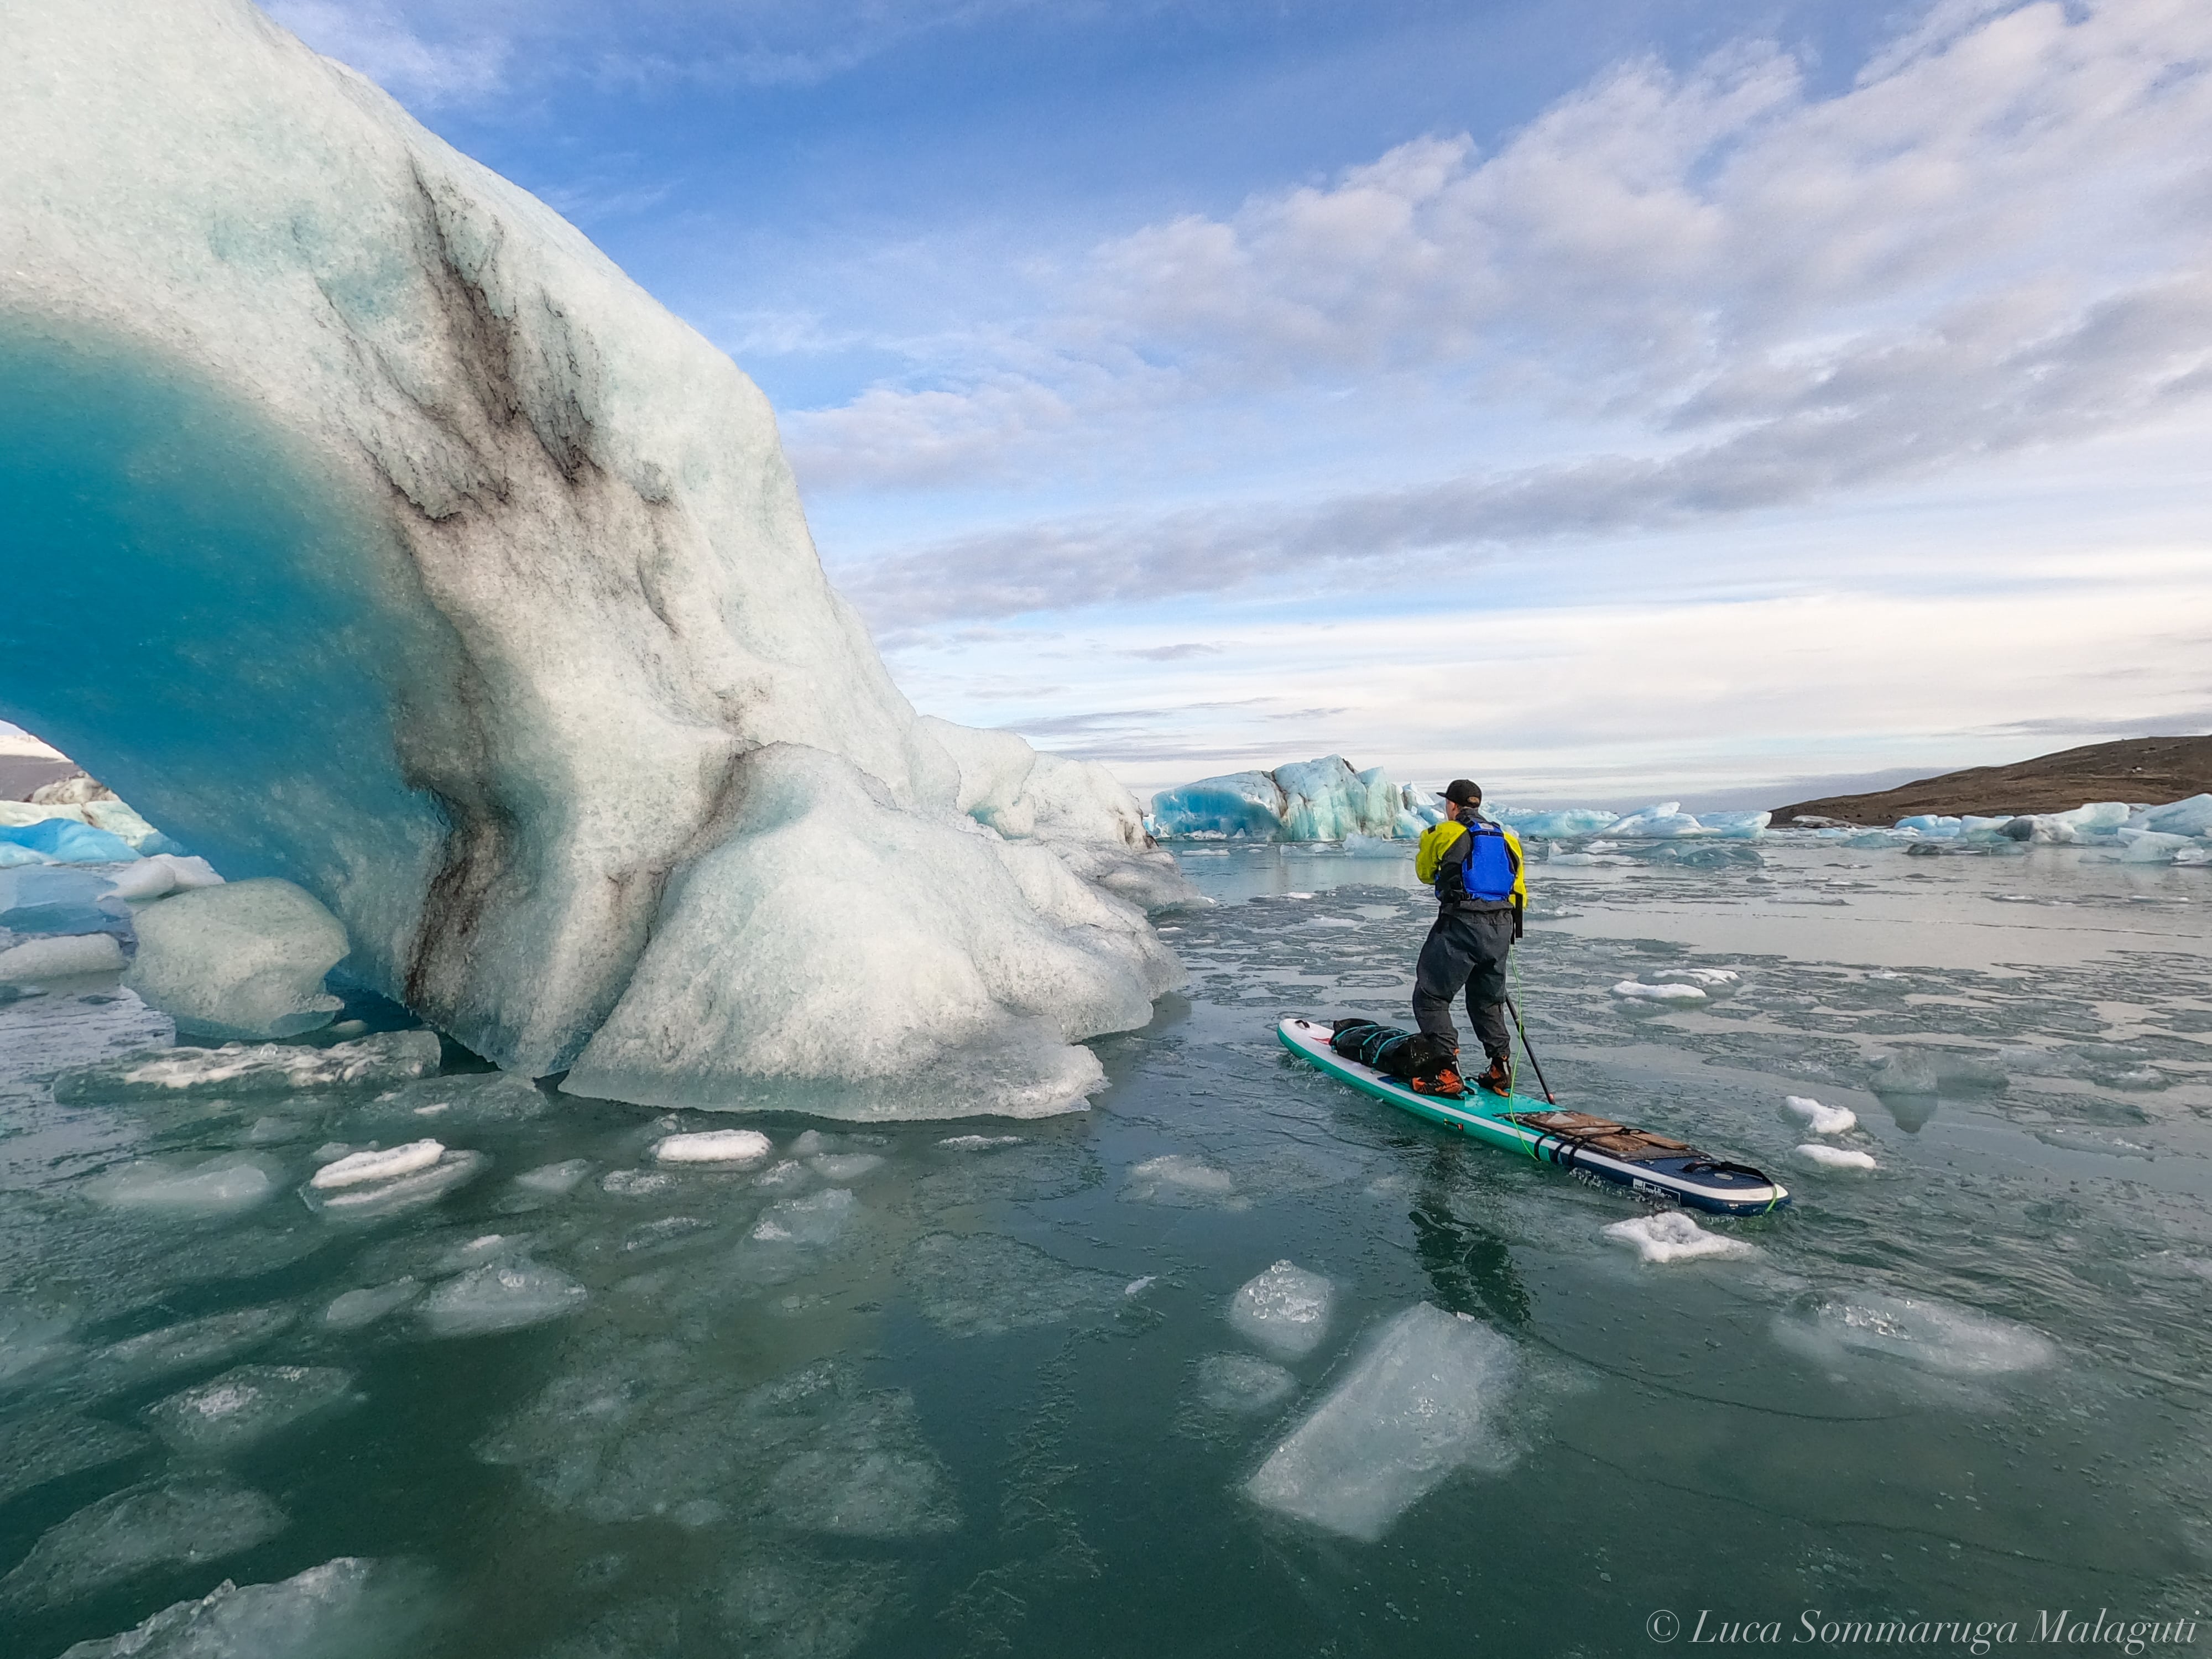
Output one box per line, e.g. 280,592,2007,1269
271,0,2212,802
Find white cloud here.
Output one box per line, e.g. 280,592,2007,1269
799,0,2212,619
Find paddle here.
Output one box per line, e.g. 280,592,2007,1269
1504,995,1557,1105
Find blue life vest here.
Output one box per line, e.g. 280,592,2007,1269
1439,820,1519,905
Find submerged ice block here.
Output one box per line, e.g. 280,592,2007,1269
1,0,1185,1117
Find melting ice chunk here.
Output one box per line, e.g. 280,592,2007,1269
1783,1095,1858,1135
0,1475,287,1608
143,1364,357,1454
53,1030,441,1101
416,1263,588,1337
310,1140,445,1190
122,877,346,1041
323,1279,422,1331
937,1134,1024,1150
85,1154,278,1215
896,1232,1126,1338
807,1152,884,1182
653,1129,772,1165
94,1306,296,1386
1611,980,1707,1002
1227,1261,1335,1359
1795,1144,1877,1171
513,1159,592,1196
1773,1290,2056,1375
1245,1304,1517,1542
1194,1353,1297,1416
1124,1153,1239,1207
0,933,126,983
60,1559,434,1659
1602,1211,1753,1264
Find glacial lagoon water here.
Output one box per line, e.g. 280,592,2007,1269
3,838,2210,1656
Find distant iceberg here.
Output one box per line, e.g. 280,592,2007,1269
0,0,1192,1118
1149,763,1771,843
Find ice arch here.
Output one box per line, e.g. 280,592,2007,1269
0,0,1187,1116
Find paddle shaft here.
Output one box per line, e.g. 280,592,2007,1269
1504,994,1556,1105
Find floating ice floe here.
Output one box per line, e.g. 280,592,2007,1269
937,1134,1024,1150
1194,1353,1298,1415
323,1279,423,1331
897,1232,1126,1339
512,1160,592,1197
1124,1153,1240,1207
0,932,126,983
57,1557,436,1659
53,1030,442,1102
143,1364,357,1455
1783,1095,1858,1136
418,1264,588,1337
311,1140,445,1190
122,878,346,1041
478,1345,959,1538
85,1154,279,1217
1796,1144,1878,1171
1655,967,1740,989
1227,1261,1335,1360
93,1306,296,1387
653,1129,773,1166
1611,980,1707,1003
1773,1290,2056,1376
1602,1211,1754,1264
1245,1304,1517,1542
0,1475,287,1609
307,1150,488,1218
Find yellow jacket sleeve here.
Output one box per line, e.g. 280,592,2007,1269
1414,820,1464,885
1504,828,1526,906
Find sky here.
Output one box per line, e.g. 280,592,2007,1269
267,0,2212,807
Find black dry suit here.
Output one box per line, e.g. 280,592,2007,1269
1411,814,1526,1065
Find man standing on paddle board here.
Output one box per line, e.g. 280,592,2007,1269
1412,780,1525,1097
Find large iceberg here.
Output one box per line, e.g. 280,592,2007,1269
0,0,1187,1117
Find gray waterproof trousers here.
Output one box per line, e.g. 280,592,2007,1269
1413,905,1515,1061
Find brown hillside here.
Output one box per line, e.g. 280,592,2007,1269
1772,735,2212,826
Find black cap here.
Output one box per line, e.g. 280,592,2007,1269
1443,779,1481,806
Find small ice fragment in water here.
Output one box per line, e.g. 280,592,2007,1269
95,1306,296,1385
1611,981,1707,1002
1602,1212,1752,1265
1228,1261,1334,1359
601,1169,676,1197
52,1030,441,1101
896,1232,1125,1338
807,1152,884,1182
753,1159,809,1190
324,1279,421,1331
1796,1144,1877,1171
514,1159,591,1194
749,1189,856,1247
1194,1352,1297,1415
57,1557,435,1659
416,1263,587,1337
938,1134,1023,1150
1245,1303,1517,1542
143,1363,357,1454
1125,1153,1238,1206
1773,1290,2056,1375
310,1140,445,1190
1655,967,1739,987
0,1475,287,1608
1124,1276,1156,1296
85,1155,276,1215
1783,1095,1858,1135
652,1129,772,1165
312,1151,484,1215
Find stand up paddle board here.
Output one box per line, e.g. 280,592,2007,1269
1279,1016,1789,1216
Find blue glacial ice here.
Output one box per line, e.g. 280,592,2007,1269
0,0,1191,1119
1150,756,1434,841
